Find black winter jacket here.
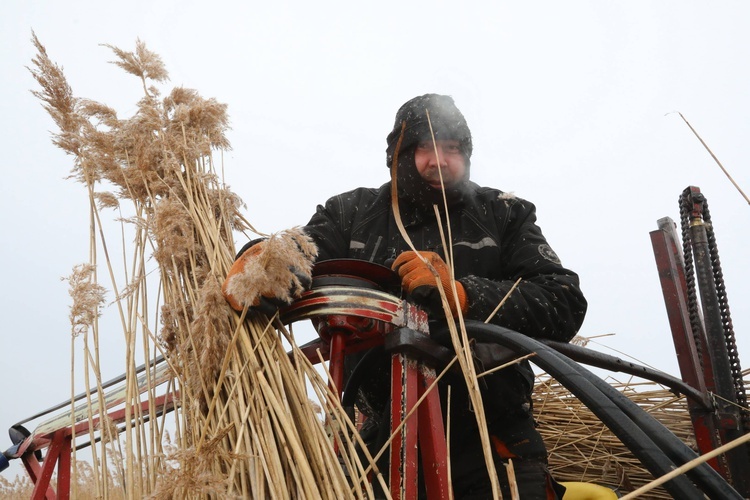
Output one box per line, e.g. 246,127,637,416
304,181,587,342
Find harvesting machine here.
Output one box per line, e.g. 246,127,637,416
2,185,749,499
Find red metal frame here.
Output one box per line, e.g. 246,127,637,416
390,353,420,499
416,364,450,498
14,259,446,498
283,277,451,499
651,218,728,477
11,379,176,499
23,430,71,500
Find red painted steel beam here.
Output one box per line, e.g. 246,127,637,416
30,429,70,500
651,222,725,475
417,366,450,498
56,433,71,500
650,225,709,396
390,352,419,500
21,452,56,500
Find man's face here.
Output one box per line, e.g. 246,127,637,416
414,139,467,189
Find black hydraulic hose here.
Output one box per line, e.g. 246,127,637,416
342,345,386,414
453,321,742,500
541,338,736,499
540,339,709,408
431,322,734,499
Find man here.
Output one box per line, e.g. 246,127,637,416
224,94,587,498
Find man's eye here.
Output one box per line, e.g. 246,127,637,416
417,142,433,150
445,144,461,153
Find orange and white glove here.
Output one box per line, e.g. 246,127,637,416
391,251,469,317
222,237,314,314
222,241,268,311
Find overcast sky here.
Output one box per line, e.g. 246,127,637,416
2,0,750,482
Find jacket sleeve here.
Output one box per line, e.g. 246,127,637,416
302,194,353,262
458,198,587,342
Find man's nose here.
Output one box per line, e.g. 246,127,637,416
429,146,448,167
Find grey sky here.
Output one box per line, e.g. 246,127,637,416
2,0,749,482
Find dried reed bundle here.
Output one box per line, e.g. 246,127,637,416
30,34,371,499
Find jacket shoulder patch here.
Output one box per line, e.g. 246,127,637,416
538,244,561,264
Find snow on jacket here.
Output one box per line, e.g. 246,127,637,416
303,180,587,342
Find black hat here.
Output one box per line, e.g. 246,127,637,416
385,94,473,168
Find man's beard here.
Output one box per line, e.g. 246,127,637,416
395,150,469,212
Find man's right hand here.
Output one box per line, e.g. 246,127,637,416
391,250,469,317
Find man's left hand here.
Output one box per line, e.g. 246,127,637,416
391,251,468,317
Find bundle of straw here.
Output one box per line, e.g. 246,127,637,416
29,34,374,498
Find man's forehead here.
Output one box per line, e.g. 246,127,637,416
417,138,461,145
